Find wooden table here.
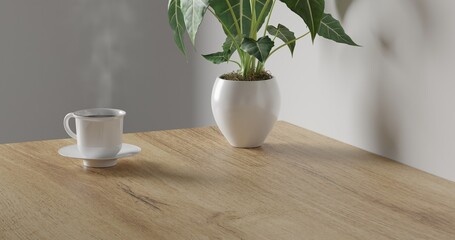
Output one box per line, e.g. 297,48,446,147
0,122,454,239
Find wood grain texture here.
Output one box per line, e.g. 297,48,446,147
0,121,454,239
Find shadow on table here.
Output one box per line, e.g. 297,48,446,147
85,157,225,183
259,142,389,163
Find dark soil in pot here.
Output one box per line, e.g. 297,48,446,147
220,70,273,81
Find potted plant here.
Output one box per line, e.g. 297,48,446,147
168,0,358,148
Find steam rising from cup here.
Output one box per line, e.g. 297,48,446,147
79,0,133,107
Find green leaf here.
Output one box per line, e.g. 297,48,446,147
203,35,243,64
168,0,186,55
266,24,296,55
209,0,272,37
202,52,231,64
180,0,210,45
248,0,273,35
318,13,359,46
210,0,242,36
222,35,243,53
241,36,274,62
279,0,324,41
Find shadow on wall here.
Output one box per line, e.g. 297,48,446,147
334,0,431,160
369,1,429,160
335,0,354,21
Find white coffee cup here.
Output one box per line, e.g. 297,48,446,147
63,108,125,158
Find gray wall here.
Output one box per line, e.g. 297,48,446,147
0,0,210,144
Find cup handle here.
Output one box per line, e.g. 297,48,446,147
63,113,77,139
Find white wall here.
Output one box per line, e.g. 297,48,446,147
269,0,455,181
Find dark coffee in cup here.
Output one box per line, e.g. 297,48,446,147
85,115,117,118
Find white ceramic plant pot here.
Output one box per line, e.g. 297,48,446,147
211,77,281,148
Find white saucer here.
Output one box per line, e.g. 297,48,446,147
58,143,141,168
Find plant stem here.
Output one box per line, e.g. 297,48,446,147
254,0,273,35
262,0,276,36
224,0,241,35
256,61,264,72
240,0,244,32
250,0,257,38
272,34,277,41
207,8,241,52
268,31,310,57
251,58,256,74
243,54,252,77
228,60,242,68
207,7,245,71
